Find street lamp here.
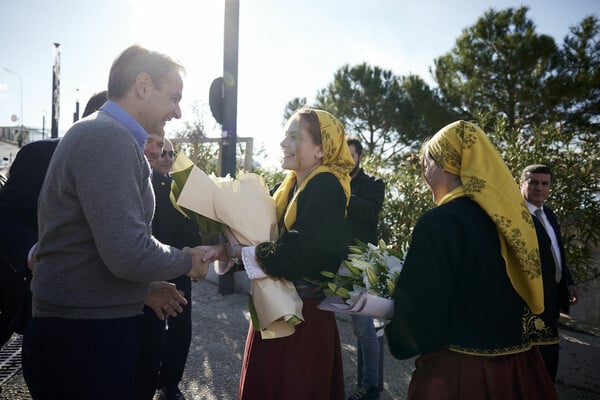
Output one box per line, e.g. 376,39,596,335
3,67,23,130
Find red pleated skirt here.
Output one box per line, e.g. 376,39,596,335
407,347,558,400
238,297,345,400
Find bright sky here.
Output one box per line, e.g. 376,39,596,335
0,0,598,166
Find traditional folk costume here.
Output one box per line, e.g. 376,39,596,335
385,121,558,399
238,110,355,400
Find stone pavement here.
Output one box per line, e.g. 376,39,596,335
1,275,599,399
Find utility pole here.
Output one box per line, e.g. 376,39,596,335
73,88,80,123
210,0,240,295
51,43,60,138
219,0,240,295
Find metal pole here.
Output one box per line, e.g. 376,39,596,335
73,88,80,123
51,43,61,138
218,0,240,295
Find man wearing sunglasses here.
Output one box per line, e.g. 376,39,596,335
137,135,199,400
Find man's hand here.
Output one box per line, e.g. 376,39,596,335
27,242,39,273
568,285,578,305
145,281,187,320
183,246,210,281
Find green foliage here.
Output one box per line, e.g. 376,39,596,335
360,154,432,247
315,63,402,157
550,15,600,136
282,97,308,122
280,7,600,286
170,101,222,175
434,6,560,130
284,63,457,164
314,63,458,160
488,121,600,285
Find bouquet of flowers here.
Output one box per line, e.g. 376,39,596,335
169,152,303,339
318,239,407,319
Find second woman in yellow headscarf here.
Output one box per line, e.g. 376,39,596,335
426,120,543,314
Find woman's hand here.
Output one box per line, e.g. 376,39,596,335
191,244,228,264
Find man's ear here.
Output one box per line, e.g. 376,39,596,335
134,72,153,99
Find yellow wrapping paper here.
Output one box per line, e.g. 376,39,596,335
250,278,304,339
172,153,304,338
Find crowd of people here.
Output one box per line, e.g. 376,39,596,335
0,44,578,400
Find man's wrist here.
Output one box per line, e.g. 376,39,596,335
230,243,243,264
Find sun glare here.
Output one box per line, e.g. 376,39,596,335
126,0,226,136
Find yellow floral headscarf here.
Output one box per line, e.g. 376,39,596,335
273,109,355,231
427,120,544,314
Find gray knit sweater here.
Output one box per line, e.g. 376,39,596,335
32,111,192,319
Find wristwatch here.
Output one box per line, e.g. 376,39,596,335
230,243,242,264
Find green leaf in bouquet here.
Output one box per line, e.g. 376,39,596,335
343,260,362,276
348,245,365,255
169,153,224,239
350,258,373,271
386,278,396,295
320,270,336,279
248,295,261,332
335,287,350,299
365,267,379,289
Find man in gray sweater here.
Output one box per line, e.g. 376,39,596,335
22,45,207,400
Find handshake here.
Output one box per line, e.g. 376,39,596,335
144,244,231,321
183,232,241,281
183,244,232,281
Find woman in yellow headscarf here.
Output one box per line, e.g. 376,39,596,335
201,108,354,399
385,121,558,399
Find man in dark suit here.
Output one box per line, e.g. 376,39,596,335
520,164,578,382
0,139,59,348
345,137,385,400
136,135,201,400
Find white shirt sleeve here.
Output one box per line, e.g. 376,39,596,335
241,246,268,279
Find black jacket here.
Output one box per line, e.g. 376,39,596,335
539,205,576,314
346,168,385,247
0,139,59,342
151,172,202,250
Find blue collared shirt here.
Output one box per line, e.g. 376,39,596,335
100,101,148,149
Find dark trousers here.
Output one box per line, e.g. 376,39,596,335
0,259,31,348
538,343,560,382
134,275,192,399
161,275,192,390
22,315,141,400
